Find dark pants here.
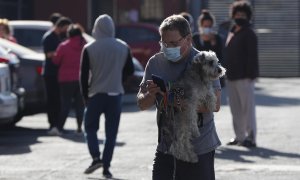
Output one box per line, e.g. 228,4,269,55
84,93,122,170
59,81,84,131
44,75,60,129
153,150,215,180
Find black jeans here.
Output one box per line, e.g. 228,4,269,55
44,75,60,129
59,81,84,130
152,150,215,180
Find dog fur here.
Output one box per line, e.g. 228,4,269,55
168,50,226,163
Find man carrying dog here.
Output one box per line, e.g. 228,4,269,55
137,14,222,180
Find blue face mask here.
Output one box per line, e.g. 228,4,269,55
200,27,212,35
161,46,182,62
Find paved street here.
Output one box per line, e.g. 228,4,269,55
1,77,300,180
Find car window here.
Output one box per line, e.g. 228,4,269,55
116,27,160,43
13,28,94,50
13,29,47,48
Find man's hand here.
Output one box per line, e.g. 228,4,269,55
46,51,55,59
146,80,164,97
137,80,164,110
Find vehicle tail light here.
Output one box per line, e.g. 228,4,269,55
36,66,43,75
0,57,9,63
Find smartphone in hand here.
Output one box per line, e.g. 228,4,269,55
151,74,166,92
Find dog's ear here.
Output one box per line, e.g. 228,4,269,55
200,53,206,63
208,50,219,62
194,52,206,64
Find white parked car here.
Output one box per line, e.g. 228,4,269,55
0,39,40,118
0,63,18,125
9,20,94,52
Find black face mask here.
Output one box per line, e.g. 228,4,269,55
234,18,249,26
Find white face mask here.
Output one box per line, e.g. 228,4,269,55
199,27,212,35
161,45,182,62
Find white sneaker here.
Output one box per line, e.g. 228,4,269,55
48,127,62,136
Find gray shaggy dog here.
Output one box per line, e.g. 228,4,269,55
168,50,226,163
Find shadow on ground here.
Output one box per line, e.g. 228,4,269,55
221,87,300,106
216,146,300,163
88,177,127,180
0,126,125,155
60,132,126,148
0,126,44,155
122,103,140,112
122,103,156,113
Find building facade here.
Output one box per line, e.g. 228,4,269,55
0,0,188,31
0,0,299,77
208,0,300,77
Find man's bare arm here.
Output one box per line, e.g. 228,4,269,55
137,80,162,110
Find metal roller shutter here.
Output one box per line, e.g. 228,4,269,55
208,0,300,77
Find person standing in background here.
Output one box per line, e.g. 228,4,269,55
0,18,17,43
218,0,243,46
49,12,62,25
224,0,259,148
42,17,72,135
192,10,225,87
53,24,86,133
80,14,134,178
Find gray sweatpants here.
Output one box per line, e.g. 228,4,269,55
226,79,257,143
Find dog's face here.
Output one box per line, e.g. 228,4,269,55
192,51,226,80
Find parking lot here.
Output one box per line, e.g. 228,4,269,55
0,78,300,180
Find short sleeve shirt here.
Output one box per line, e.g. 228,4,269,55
141,48,221,155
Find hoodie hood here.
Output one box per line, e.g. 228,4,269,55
92,14,115,40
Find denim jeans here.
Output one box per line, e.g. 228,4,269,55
152,150,215,180
84,93,122,169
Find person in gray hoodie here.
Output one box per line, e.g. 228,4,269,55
80,14,134,178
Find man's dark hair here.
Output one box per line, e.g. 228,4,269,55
198,9,216,26
67,24,82,38
159,15,191,37
49,12,62,24
55,17,72,28
179,12,194,26
231,0,252,20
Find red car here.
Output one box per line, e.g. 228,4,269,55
116,23,161,67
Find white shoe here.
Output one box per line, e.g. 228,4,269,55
48,127,62,136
